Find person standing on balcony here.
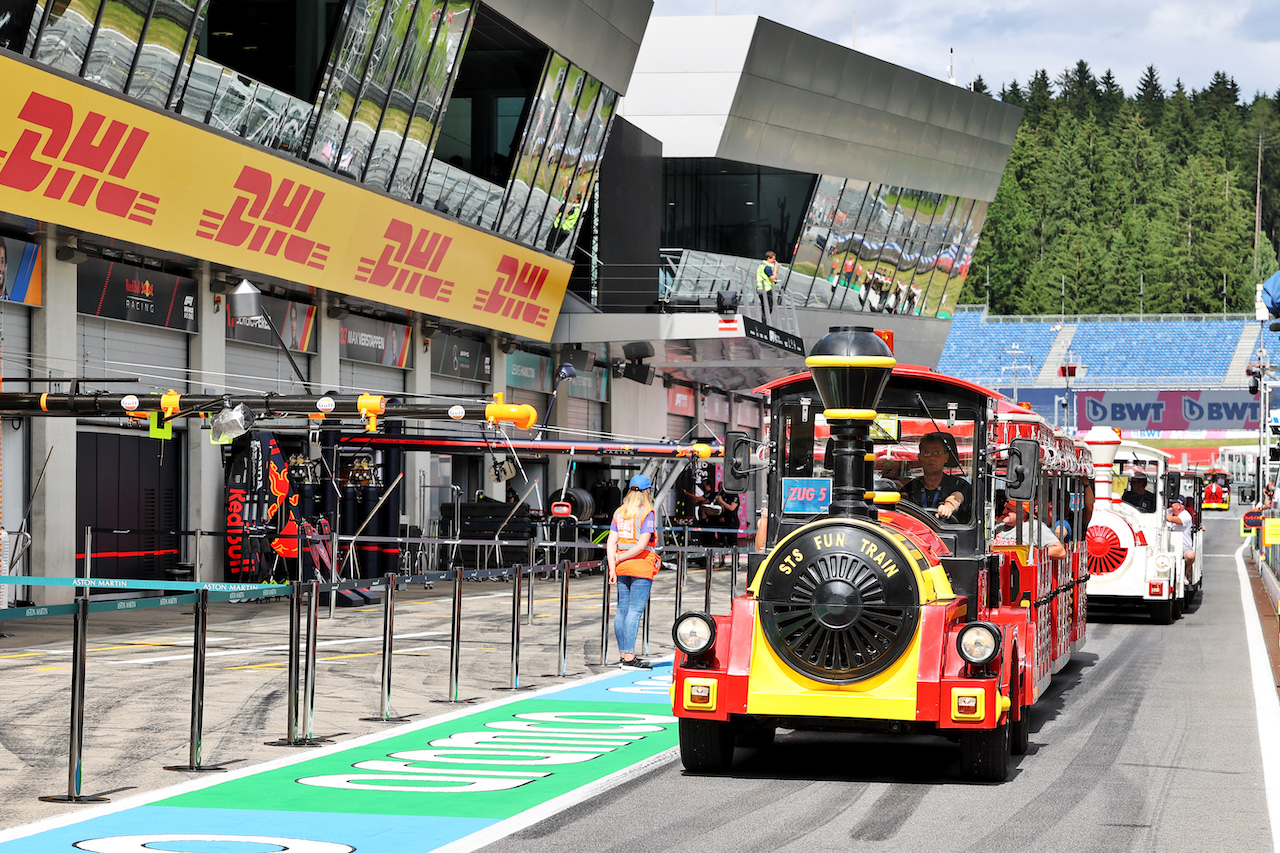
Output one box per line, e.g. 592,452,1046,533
756,250,777,321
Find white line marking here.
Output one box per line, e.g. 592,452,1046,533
0,663,665,844
1236,540,1280,852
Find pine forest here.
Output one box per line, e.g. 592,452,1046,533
959,63,1280,317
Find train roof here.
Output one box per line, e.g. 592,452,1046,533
754,364,1008,403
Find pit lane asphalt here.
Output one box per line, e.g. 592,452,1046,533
477,509,1280,853
0,565,720,833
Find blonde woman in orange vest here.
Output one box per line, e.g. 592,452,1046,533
607,473,660,668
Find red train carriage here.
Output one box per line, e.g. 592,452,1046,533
670,327,1089,782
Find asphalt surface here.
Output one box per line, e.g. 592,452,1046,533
479,510,1276,853
0,562,736,833
2,516,1275,852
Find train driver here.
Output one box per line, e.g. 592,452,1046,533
903,431,971,522
1121,471,1156,512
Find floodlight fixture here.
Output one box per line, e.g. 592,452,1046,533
211,401,255,443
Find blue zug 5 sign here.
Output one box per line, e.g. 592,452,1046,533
782,477,832,514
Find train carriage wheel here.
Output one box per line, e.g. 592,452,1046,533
679,718,735,772
960,720,1011,782
1011,661,1030,756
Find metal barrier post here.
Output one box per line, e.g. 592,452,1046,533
41,591,108,803
525,537,536,625
600,548,612,666
432,545,476,703
704,547,714,612
193,531,202,583
266,583,314,746
363,573,409,721
166,589,224,772
300,579,320,741
558,560,570,676
731,545,739,599
642,592,651,655
328,527,339,620
500,555,529,691
83,527,92,579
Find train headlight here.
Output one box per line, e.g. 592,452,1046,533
1154,553,1173,577
957,622,1002,666
672,612,716,655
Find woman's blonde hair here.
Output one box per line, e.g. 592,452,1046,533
617,486,653,520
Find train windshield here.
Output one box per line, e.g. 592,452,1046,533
776,401,978,527
870,413,977,526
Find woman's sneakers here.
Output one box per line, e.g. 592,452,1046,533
619,657,652,669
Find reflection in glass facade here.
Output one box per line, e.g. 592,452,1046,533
494,54,618,258
784,175,990,319
15,0,621,261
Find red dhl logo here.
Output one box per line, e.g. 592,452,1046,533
474,255,550,328
197,165,329,270
0,92,159,224
356,218,454,302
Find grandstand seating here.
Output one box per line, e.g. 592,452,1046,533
940,306,1260,388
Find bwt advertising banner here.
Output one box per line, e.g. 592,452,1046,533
1077,390,1259,430
1002,388,1259,431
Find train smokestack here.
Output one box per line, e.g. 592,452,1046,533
806,327,896,519
1082,426,1121,503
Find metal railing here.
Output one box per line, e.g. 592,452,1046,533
1,522,754,804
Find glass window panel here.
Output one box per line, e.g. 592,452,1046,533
308,0,393,171
929,194,962,242
385,0,447,199
364,0,436,191
918,264,947,318
207,67,259,137
519,62,585,248
82,0,148,92
496,52,566,240
34,0,103,74
791,175,845,305
545,85,614,250
176,54,222,122
394,0,473,201
125,0,199,108
0,0,40,53
536,75,599,253
337,0,411,180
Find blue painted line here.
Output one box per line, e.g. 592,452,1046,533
0,663,678,853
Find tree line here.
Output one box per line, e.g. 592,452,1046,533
960,63,1280,316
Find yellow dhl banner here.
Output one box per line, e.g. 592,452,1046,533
0,55,570,341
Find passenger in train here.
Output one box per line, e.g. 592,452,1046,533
993,500,1066,560
1121,471,1156,512
903,431,971,522
1165,496,1196,584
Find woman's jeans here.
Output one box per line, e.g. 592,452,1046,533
614,575,653,656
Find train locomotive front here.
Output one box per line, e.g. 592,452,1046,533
671,327,1088,782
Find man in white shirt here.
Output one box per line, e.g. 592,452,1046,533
1166,496,1195,584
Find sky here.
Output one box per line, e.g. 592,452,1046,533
650,0,1280,101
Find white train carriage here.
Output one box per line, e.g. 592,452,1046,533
1082,430,1192,624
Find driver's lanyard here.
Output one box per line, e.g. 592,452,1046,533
923,487,942,508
